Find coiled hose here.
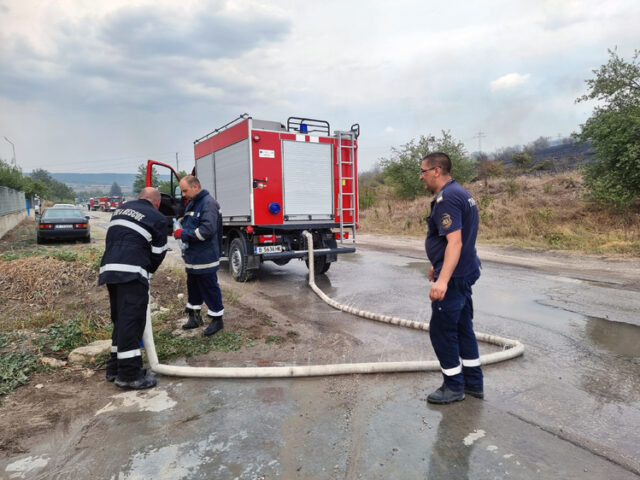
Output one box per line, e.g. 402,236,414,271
142,231,524,377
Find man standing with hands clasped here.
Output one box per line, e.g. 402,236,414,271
173,175,225,336
421,152,484,404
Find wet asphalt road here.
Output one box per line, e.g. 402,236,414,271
2,237,640,479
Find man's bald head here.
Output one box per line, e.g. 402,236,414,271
138,187,161,209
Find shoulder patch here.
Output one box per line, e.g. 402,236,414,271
441,213,452,230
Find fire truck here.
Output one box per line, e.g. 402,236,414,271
147,114,359,281
107,196,124,210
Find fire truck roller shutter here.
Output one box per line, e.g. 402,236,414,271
195,153,215,198
212,139,251,218
282,140,333,221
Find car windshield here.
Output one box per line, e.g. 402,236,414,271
42,209,85,219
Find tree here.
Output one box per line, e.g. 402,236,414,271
379,131,474,199
0,158,23,190
109,182,122,196
133,164,158,194
158,170,188,195
576,48,640,209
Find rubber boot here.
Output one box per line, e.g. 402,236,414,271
203,316,224,337
115,368,157,390
105,352,117,382
182,308,203,330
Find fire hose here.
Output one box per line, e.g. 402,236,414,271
142,231,524,377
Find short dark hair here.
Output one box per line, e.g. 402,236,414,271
182,175,201,188
422,152,451,175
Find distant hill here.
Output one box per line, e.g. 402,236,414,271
26,172,170,193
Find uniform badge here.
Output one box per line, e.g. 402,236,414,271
441,213,452,230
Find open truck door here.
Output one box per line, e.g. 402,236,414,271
145,159,185,234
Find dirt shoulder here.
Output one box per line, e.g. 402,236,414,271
356,233,640,291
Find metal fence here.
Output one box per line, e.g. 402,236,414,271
0,186,26,216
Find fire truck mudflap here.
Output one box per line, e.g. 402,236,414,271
147,113,359,281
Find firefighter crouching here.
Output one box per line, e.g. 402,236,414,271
173,175,225,337
98,187,168,389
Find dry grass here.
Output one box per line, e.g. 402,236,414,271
359,172,640,256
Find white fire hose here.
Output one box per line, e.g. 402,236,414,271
142,231,524,378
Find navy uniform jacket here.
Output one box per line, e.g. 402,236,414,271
425,179,481,280
98,198,168,286
180,189,222,274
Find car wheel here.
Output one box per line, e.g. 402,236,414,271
229,238,254,282
83,235,91,243
36,235,44,244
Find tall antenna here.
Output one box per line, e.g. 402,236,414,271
473,131,487,153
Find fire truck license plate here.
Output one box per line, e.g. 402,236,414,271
255,245,282,254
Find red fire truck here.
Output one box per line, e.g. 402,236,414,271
108,196,124,210
147,114,359,281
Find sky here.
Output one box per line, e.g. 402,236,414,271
0,0,639,174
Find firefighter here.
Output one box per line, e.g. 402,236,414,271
173,175,225,336
98,187,168,389
421,152,483,404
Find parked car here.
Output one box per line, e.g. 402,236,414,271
37,207,91,244
52,203,76,208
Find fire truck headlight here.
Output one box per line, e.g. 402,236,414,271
268,202,281,214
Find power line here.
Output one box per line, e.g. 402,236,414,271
473,131,487,153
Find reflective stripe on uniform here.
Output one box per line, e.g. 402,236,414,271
207,309,224,317
462,358,481,367
195,228,205,241
111,345,118,353
184,260,220,270
186,303,202,310
152,244,169,254
100,263,149,279
108,219,152,242
441,364,462,376
117,349,142,359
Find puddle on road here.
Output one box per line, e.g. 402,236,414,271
584,316,640,358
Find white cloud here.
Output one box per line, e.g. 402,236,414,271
385,126,394,133
490,73,532,91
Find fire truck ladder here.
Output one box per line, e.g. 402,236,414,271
335,129,358,243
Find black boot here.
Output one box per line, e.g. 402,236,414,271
182,308,203,330
105,352,117,382
203,316,224,337
115,369,157,390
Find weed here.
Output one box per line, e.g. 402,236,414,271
261,315,275,327
543,183,552,194
0,351,41,396
507,179,520,197
286,330,298,338
152,329,249,361
265,335,284,345
405,219,412,230
536,208,554,223
479,196,493,208
47,250,81,263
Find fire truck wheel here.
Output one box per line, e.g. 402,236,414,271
229,238,254,282
305,255,330,275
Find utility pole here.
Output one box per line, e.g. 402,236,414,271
176,152,179,173
473,131,487,154
3,136,16,166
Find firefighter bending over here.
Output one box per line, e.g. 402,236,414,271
99,187,168,389
174,175,225,336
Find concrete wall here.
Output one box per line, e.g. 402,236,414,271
0,210,27,240
0,186,27,240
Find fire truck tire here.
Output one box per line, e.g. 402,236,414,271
229,238,254,282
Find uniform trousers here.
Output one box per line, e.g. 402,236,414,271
429,271,483,392
186,271,224,316
106,280,148,380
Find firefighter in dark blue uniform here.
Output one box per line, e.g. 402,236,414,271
173,175,224,336
421,152,484,404
99,187,168,389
